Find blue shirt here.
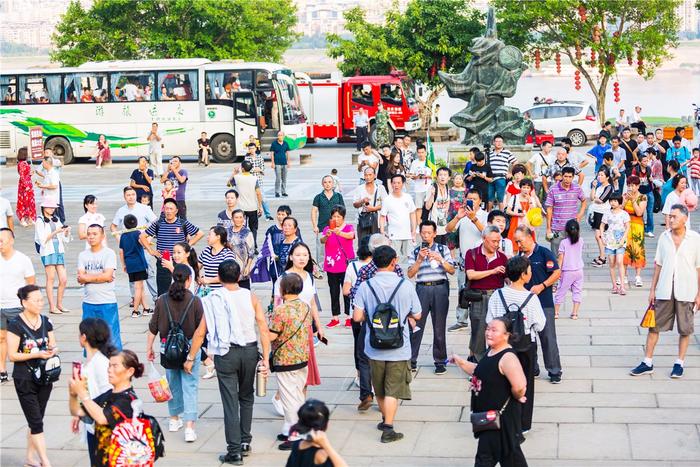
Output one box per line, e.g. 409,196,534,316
271,140,290,165
119,231,147,274
523,244,560,308
355,272,421,361
587,143,611,169
667,146,691,174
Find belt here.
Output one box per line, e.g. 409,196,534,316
416,280,447,286
229,342,257,348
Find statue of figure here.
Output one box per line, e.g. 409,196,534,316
439,7,533,146
373,102,392,147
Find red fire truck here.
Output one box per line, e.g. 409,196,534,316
297,71,421,145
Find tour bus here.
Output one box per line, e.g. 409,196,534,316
0,59,307,164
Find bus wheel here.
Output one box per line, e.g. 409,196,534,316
211,134,236,163
45,137,74,165
369,124,394,148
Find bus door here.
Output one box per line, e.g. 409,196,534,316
233,91,259,154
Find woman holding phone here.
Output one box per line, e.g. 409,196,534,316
34,199,71,314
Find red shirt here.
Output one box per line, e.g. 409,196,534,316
464,245,507,290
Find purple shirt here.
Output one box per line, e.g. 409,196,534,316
558,237,584,271
545,181,585,231
167,168,188,201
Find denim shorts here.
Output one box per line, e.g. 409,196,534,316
605,247,626,256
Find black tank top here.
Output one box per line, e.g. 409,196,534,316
471,347,515,413
285,440,333,467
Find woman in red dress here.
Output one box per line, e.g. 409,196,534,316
15,147,36,227
96,134,111,168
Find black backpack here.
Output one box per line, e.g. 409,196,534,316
160,295,195,370
365,278,407,350
496,289,535,353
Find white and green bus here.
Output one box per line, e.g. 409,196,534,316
0,58,307,164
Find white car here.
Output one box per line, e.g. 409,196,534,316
524,101,599,146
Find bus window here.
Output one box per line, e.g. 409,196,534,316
1,76,16,105
158,71,198,101
18,75,62,104
110,72,155,102
255,71,272,90
351,84,373,107
380,83,402,106
64,73,109,103
205,71,253,100
234,93,257,126
276,73,304,125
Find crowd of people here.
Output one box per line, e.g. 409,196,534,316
0,120,699,467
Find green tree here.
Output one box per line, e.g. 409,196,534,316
51,0,298,66
327,0,483,129
493,0,681,125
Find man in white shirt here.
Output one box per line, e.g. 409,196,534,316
123,81,138,101
408,145,432,221
357,141,381,185
0,228,35,382
631,204,700,379
0,194,13,231
34,154,64,222
445,189,488,332
379,174,416,264
147,122,164,176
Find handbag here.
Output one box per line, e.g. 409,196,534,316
640,302,656,328
470,397,510,433
19,317,61,386
357,188,378,230
458,248,484,308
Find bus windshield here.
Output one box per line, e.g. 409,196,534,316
401,78,416,106
275,73,305,125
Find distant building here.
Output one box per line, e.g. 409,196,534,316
293,0,409,36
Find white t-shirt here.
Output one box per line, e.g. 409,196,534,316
0,250,35,308
486,286,546,341
380,193,416,240
456,209,488,255
77,247,117,304
78,212,107,249
112,203,158,230
274,271,317,306
0,197,12,229
148,130,163,153
40,167,61,202
123,83,138,101
352,183,387,218
358,153,381,180
662,191,691,226
83,351,112,434
528,152,552,178
409,159,432,193
344,259,371,307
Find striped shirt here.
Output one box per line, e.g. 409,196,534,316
144,217,200,254
407,242,454,283
488,149,516,179
544,182,586,231
199,246,236,289
485,287,546,342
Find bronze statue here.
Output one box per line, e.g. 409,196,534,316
439,7,532,146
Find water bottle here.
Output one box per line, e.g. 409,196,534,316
256,365,267,397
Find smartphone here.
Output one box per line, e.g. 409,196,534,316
466,199,474,210
161,250,171,261
72,361,82,379
319,336,329,346
421,241,429,249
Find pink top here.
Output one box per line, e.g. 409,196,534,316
322,223,356,273
558,237,584,272
161,188,177,211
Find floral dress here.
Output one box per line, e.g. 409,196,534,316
447,188,466,250
623,193,646,269
16,160,36,221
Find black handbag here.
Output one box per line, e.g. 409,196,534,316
458,248,483,307
19,317,61,386
357,188,378,230
470,397,510,433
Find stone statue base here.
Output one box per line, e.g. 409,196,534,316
508,144,535,164
446,144,534,172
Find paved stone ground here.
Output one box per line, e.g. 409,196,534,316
1,142,699,466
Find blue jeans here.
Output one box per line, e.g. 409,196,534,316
644,191,654,233
82,302,121,350
262,200,272,218
166,354,200,421
616,173,626,195
488,178,507,204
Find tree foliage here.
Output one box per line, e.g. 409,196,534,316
51,0,298,66
493,0,681,123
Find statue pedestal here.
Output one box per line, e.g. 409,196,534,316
509,144,534,164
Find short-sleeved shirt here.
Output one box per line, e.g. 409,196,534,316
408,242,454,283
468,163,493,201
528,152,552,178
455,209,488,255
111,203,157,231
523,244,559,308
0,250,35,309
78,212,107,249
486,287,546,341
667,146,691,174
91,388,138,467
353,113,369,128
488,150,516,179
610,147,626,167
380,193,416,240
144,217,199,254
119,231,147,274
653,229,700,302
544,182,585,232
409,159,433,193
78,247,118,304
271,140,290,165
166,169,188,201
586,144,611,168
0,196,12,229
464,246,507,290
619,138,638,173
270,298,312,371
558,238,584,271
601,209,630,248
6,314,53,380
354,272,421,361
199,246,236,289
40,167,61,202
352,183,387,218
312,191,345,230
358,153,381,181
148,130,162,153
129,169,154,202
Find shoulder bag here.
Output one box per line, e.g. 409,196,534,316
269,305,310,372
19,316,61,386
458,248,484,307
470,397,510,433
357,188,378,230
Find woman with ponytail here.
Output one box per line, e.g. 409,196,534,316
71,318,115,465
146,264,204,442
198,225,236,290
161,241,199,294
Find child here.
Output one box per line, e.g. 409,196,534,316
247,134,261,154
505,178,541,250
197,131,212,166
140,193,152,207
161,179,177,211
330,168,341,192
119,214,150,317
601,152,621,194
486,209,514,257
600,194,631,295
555,219,584,319
689,147,700,195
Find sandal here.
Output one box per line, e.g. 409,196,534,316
554,311,559,319
131,309,141,318
57,306,71,313
570,313,579,320
202,364,216,379
49,309,63,315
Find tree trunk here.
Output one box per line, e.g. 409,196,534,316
417,84,444,132
596,79,608,128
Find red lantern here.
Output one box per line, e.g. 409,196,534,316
578,5,587,21
429,64,437,79
613,81,620,102
574,70,581,91
575,43,582,61
627,53,633,66
534,49,541,70
637,51,644,76
590,49,596,65
440,56,447,71
555,52,561,74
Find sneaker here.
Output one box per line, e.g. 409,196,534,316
448,323,468,332
272,395,285,417
129,297,134,308
169,418,183,432
282,193,288,197
275,193,281,198
635,276,643,287
265,216,274,221
241,443,251,457
326,319,340,328
646,232,655,238
344,318,352,328
377,421,391,431
357,395,373,411
549,374,562,384
218,453,243,465
630,362,654,376
533,366,541,377
184,428,197,442
616,279,621,286
278,440,294,450
380,429,404,443
276,434,288,441
670,364,684,379
202,365,217,379
0,371,8,383
434,365,447,375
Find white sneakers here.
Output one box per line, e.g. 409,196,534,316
184,428,197,443
170,418,197,442
169,418,183,432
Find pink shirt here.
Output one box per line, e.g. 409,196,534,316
558,237,584,271
322,223,356,273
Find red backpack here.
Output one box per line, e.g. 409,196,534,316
108,398,164,466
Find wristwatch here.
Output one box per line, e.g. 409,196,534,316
186,355,195,362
